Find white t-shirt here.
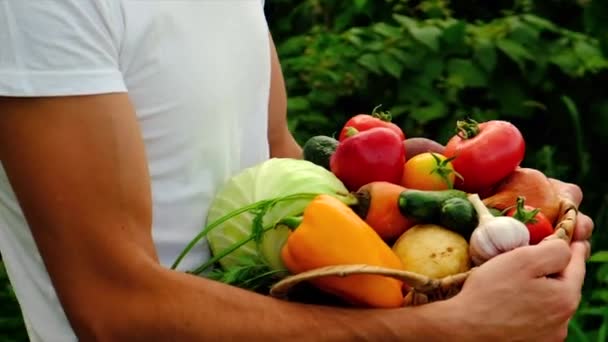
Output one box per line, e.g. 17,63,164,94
0,1,271,341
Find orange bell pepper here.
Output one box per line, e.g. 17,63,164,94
280,194,405,308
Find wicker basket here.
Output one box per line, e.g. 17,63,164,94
269,197,578,307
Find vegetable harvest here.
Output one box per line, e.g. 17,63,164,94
172,112,574,310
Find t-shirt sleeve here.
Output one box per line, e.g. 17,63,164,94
0,1,126,97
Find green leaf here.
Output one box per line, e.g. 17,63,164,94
597,263,608,284
447,59,487,88
393,14,417,31
490,79,529,118
496,38,533,69
550,48,581,76
578,306,608,316
278,36,308,56
567,317,590,342
358,53,382,74
399,81,438,103
592,289,608,302
589,251,608,263
354,0,367,10
387,47,412,64
394,14,441,51
410,101,447,124
509,19,540,47
378,53,403,78
474,40,497,72
574,40,608,70
344,33,363,47
372,22,401,38
521,14,559,32
420,56,445,82
442,20,467,47
287,97,310,112
599,307,608,342
410,25,442,52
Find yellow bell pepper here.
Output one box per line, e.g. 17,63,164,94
281,194,405,308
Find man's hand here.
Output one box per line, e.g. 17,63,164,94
447,239,587,341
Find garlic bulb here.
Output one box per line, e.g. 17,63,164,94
467,193,530,266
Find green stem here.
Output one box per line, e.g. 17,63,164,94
278,216,303,230
456,118,481,139
429,153,462,190
240,268,289,288
170,199,271,270
370,104,393,122
190,224,276,275
561,95,588,183
511,196,539,224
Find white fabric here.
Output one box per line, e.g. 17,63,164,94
0,1,271,341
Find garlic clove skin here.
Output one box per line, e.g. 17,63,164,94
492,218,530,252
469,217,530,266
469,226,500,265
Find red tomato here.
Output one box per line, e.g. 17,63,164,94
330,127,405,191
338,106,405,142
506,197,554,245
443,119,525,193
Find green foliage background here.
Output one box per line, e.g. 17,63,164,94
1,0,607,341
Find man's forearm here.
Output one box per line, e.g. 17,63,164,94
101,262,458,341
270,133,302,159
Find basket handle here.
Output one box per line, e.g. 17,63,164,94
269,264,473,299
543,197,578,243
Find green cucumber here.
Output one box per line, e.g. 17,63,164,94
302,135,339,170
439,197,478,239
398,189,467,222
398,189,479,237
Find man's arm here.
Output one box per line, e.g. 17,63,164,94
267,34,303,159
0,94,459,341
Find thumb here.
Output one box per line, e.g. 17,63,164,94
520,239,572,278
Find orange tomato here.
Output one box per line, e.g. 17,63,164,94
401,152,460,190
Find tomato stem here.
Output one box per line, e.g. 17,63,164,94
371,104,393,122
511,196,539,224
429,153,463,189
456,118,481,139
278,216,303,230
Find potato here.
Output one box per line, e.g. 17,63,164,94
403,137,445,160
392,224,470,279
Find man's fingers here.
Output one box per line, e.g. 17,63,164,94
572,212,594,242
559,241,588,290
549,178,583,206
521,239,572,278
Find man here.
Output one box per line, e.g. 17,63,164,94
0,1,594,341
